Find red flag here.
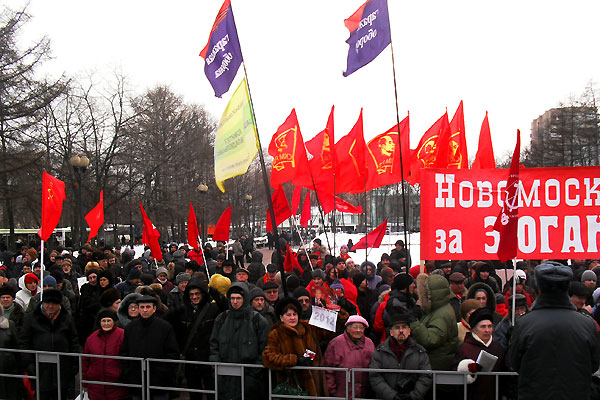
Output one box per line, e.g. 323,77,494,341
335,109,367,194
291,186,302,215
352,218,388,250
266,185,293,232
441,101,468,169
283,244,301,273
300,192,311,227
334,197,363,214
84,191,104,242
213,206,232,242
139,203,162,262
37,172,66,241
366,116,410,190
472,112,496,169
269,109,312,188
188,202,200,250
305,106,335,194
409,112,451,185
494,130,521,263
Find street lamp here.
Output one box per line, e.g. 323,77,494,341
198,184,208,244
70,154,90,249
244,194,252,235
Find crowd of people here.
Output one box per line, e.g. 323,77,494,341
0,238,599,400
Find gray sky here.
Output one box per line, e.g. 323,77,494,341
10,0,600,161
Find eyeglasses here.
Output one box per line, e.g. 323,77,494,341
298,298,310,303
189,292,202,298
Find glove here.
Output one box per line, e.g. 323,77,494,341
468,362,483,373
296,356,312,366
208,286,221,300
394,394,412,400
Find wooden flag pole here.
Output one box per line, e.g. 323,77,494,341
387,10,410,274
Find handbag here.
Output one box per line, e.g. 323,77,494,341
272,371,308,399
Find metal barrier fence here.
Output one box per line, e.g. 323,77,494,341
0,347,519,400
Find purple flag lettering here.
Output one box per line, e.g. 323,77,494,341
343,0,391,77
200,0,243,98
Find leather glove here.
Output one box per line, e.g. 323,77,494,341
468,362,483,373
296,356,312,366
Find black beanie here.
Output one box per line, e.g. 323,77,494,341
293,287,310,299
352,272,366,288
392,273,413,291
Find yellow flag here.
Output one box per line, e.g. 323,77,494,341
214,78,259,192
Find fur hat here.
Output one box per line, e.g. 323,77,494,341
41,288,62,304
469,307,493,329
97,308,118,324
263,281,279,291
392,273,413,291
100,288,121,308
275,297,302,318
0,286,15,298
175,272,191,285
266,263,278,273
209,274,231,297
155,267,168,276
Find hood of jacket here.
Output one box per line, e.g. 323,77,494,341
184,278,209,307
117,292,141,318
251,251,263,263
360,261,377,280
417,273,453,313
227,281,250,311
466,282,496,312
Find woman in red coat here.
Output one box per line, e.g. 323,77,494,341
82,309,129,400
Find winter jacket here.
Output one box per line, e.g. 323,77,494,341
263,321,327,397
466,282,503,326
19,304,79,394
3,302,24,330
360,262,382,290
78,282,103,344
210,282,269,400
232,241,244,257
410,274,459,371
15,275,36,309
115,279,138,298
82,327,129,400
247,251,265,284
452,332,505,400
26,291,72,315
509,292,600,400
166,285,185,310
369,337,432,400
0,316,21,400
120,314,179,391
323,331,375,398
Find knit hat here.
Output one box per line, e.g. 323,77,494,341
127,268,141,281
156,267,168,276
292,287,310,299
582,270,597,282
209,274,231,297
469,307,493,329
312,269,324,279
97,308,118,323
392,273,413,291
593,288,600,304
329,279,344,291
100,288,121,308
43,275,57,288
377,284,391,296
249,287,266,302
569,281,591,298
275,297,302,318
286,274,300,292
263,281,279,291
352,272,366,287
508,293,528,309
345,315,369,328
41,288,62,304
24,273,39,285
175,272,191,285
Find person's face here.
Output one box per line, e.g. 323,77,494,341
251,296,265,311
138,302,156,318
450,281,464,294
267,271,276,279
33,266,41,275
109,258,116,266
346,322,366,340
341,248,347,255
472,320,493,342
297,296,310,312
178,280,189,292
25,281,37,292
128,303,139,318
584,280,596,289
56,258,63,266
170,245,177,253
100,317,115,332
50,255,56,262
312,242,319,250
43,302,60,315
571,295,587,310
22,265,31,274
0,294,13,309
475,291,487,307
98,259,108,269
515,305,527,317
62,263,71,274
442,267,451,275
408,282,416,294
590,261,600,269
313,277,323,287
157,273,167,281
309,258,318,267
382,259,390,267
189,288,202,305
347,261,355,269
0,275,7,285
265,289,278,303
333,288,343,298
24,253,31,262
230,293,244,310
99,276,110,288
110,299,121,312
479,271,490,280
336,262,346,271
280,308,298,327
216,259,224,267
366,266,373,276
88,273,98,286
395,244,402,251
223,266,232,274
389,322,411,343
236,272,248,282
328,269,336,280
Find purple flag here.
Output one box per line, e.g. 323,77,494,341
200,0,243,98
343,0,391,77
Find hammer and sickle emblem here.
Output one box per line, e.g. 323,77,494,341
504,182,520,212
47,182,54,200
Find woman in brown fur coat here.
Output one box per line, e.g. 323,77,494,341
262,297,328,396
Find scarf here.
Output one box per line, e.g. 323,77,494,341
389,337,410,360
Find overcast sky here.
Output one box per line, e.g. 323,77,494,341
9,0,600,161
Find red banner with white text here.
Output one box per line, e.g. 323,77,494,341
420,167,600,260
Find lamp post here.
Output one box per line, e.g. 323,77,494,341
70,154,90,249
244,194,252,235
198,184,208,245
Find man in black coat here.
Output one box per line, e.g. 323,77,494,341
19,289,79,400
169,279,227,400
509,262,600,400
121,295,179,400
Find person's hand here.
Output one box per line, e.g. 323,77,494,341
584,305,594,314
468,362,482,373
296,356,312,366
